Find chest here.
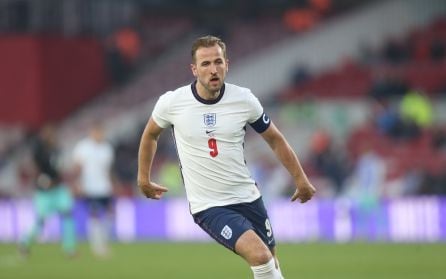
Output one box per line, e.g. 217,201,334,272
79,144,112,166
171,102,249,143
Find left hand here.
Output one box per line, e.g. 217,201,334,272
138,180,168,200
291,181,316,203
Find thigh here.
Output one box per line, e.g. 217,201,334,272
235,229,272,266
53,185,74,213
193,206,253,252
34,191,51,218
84,197,113,217
230,198,276,249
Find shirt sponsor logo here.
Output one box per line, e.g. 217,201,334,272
221,225,232,240
203,113,217,127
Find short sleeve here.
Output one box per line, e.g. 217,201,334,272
246,90,264,123
246,91,271,133
152,92,173,128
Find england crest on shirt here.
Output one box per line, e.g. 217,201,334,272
203,113,216,127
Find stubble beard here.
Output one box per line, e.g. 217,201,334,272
199,79,223,97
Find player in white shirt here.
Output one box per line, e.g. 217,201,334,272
152,81,268,214
73,123,115,257
137,35,316,279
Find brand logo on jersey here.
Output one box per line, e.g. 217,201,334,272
203,113,217,127
221,225,232,240
206,129,216,135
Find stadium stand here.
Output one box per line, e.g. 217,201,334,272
1,0,446,199
277,13,446,197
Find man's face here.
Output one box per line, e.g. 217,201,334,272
191,44,228,95
90,127,104,142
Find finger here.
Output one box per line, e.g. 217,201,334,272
290,190,299,202
301,193,313,203
145,192,161,200
153,185,168,192
294,191,309,203
153,189,166,200
148,183,168,192
141,184,168,197
155,191,165,198
142,187,158,198
143,190,154,199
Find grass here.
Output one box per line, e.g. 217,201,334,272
1,242,445,279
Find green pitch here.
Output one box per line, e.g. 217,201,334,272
1,242,445,279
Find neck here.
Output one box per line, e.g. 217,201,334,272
196,82,220,100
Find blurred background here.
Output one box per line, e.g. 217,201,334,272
1,0,446,244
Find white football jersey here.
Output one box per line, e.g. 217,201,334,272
152,81,270,214
73,138,114,197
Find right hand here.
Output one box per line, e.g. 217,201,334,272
291,181,316,204
138,180,168,200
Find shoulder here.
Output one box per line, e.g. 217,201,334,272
160,84,191,100
224,82,252,96
156,84,192,107
74,138,91,152
225,82,260,106
224,83,257,104
73,139,88,160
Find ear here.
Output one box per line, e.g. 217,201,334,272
226,59,229,72
190,63,197,77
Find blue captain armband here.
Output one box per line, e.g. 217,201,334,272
250,112,271,133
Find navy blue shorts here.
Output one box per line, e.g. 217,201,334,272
192,197,276,252
83,197,114,216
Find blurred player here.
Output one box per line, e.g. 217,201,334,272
137,35,316,279
19,124,77,257
73,122,115,258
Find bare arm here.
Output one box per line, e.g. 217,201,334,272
260,122,316,203
137,117,168,199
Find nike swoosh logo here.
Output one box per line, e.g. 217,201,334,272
206,130,216,134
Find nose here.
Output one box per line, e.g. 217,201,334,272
210,64,217,74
